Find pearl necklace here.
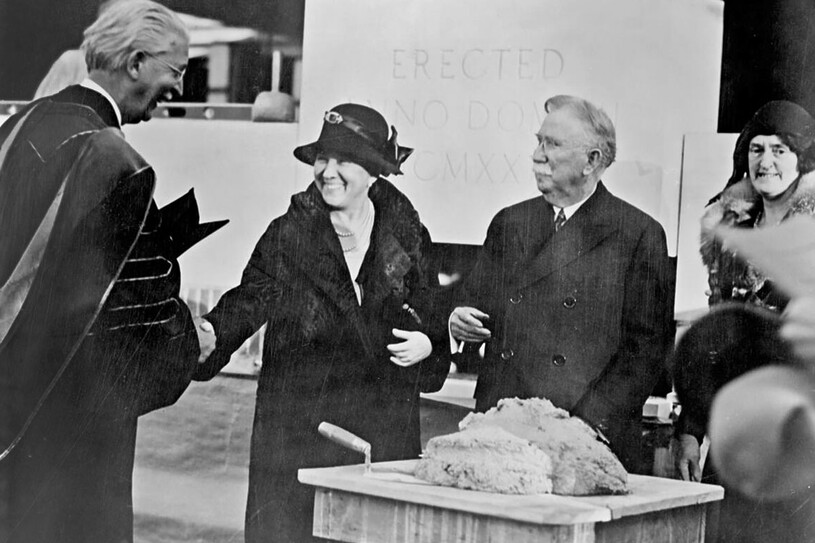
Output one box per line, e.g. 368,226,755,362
333,201,374,252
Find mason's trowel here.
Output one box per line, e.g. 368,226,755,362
317,422,372,472
317,422,430,484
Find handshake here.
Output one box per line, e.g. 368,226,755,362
191,314,432,369
194,317,217,364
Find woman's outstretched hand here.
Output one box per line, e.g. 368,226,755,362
195,317,217,363
387,329,432,367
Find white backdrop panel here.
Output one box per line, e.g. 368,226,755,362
675,133,739,316
298,0,724,249
125,119,300,290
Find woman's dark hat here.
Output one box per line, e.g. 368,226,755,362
720,101,815,196
293,103,414,176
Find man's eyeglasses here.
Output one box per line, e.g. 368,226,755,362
144,51,186,81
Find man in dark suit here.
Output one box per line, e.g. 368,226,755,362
0,2,221,541
451,95,674,473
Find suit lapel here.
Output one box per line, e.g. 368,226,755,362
500,197,555,279
517,182,618,289
525,197,556,256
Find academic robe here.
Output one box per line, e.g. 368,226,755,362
0,86,218,543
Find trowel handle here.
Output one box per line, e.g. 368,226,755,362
318,422,371,457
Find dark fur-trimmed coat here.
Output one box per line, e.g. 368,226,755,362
700,176,815,310
678,176,815,441
196,178,449,542
674,177,815,543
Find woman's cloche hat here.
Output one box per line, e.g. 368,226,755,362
726,100,815,189
294,103,414,177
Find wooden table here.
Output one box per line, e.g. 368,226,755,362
298,460,723,543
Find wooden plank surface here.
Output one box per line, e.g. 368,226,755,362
578,474,723,520
312,489,598,543
298,460,723,526
310,489,714,543
592,503,712,543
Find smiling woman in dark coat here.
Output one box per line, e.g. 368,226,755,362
194,103,450,543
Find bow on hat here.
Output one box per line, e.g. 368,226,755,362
384,125,414,175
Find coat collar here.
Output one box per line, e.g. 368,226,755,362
290,178,423,255
517,181,619,289
702,172,815,237
285,179,426,359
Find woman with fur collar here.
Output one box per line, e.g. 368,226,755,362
194,104,450,542
700,100,815,310
674,100,815,543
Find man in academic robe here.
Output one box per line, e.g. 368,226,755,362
0,2,222,541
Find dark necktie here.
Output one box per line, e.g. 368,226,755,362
554,208,567,232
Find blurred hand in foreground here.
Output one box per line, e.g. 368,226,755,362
781,296,815,365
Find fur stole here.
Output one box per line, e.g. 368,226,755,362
700,173,815,307
288,177,424,260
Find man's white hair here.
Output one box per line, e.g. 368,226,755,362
544,95,617,169
81,0,188,72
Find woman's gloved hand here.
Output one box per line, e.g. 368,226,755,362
387,329,432,367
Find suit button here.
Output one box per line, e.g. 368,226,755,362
562,295,577,308
552,354,566,366
501,349,514,360
509,293,524,304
